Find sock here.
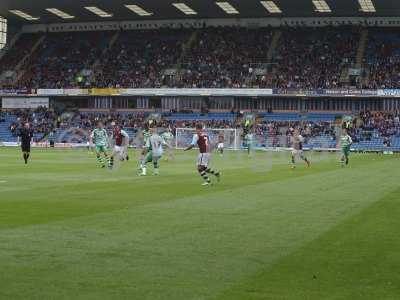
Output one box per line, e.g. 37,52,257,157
291,156,295,166
139,155,145,168
200,170,210,183
110,156,114,167
302,156,310,166
23,153,27,164
205,168,215,174
97,155,105,166
345,157,349,165
206,168,219,176
142,166,147,175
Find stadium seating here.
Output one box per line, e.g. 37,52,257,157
94,29,192,88
164,112,235,121
0,113,18,142
2,109,399,152
261,112,337,122
364,28,400,89
271,27,359,89
0,26,371,89
0,33,41,75
19,31,113,89
178,27,273,88
1,27,400,151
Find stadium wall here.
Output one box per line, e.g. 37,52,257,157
2,94,400,112
21,17,400,33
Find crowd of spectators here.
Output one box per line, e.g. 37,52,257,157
356,110,400,139
363,29,400,89
0,33,43,88
0,26,379,90
177,27,272,88
252,111,400,147
94,29,191,88
8,107,57,141
271,27,359,89
19,32,112,89
0,34,40,75
252,120,337,147
4,107,399,148
57,111,236,132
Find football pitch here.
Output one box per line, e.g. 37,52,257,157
1,148,399,300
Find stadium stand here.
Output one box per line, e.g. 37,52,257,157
2,108,399,151
1,26,400,151
271,27,360,89
364,28,400,89
0,26,369,89
178,27,273,88
19,31,113,89
94,29,192,88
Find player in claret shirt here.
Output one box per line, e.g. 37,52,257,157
111,125,130,167
184,124,221,186
290,128,311,169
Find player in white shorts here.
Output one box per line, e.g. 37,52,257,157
140,126,168,176
290,128,311,169
111,125,129,167
184,124,221,186
161,127,174,161
216,132,224,156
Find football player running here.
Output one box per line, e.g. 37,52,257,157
290,128,311,169
184,124,221,186
111,124,130,167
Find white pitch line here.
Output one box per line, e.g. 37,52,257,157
0,180,7,183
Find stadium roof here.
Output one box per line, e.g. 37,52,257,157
1,0,398,25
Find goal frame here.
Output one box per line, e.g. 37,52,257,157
175,128,240,150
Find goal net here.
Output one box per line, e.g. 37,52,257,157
175,128,240,150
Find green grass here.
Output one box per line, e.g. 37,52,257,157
0,148,399,300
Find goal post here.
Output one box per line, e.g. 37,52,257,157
175,128,240,150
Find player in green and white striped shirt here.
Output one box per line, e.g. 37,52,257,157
340,128,353,167
140,127,168,176
90,121,112,168
139,126,152,172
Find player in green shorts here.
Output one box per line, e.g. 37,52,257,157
139,125,152,171
140,127,168,176
340,128,353,167
90,121,112,169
